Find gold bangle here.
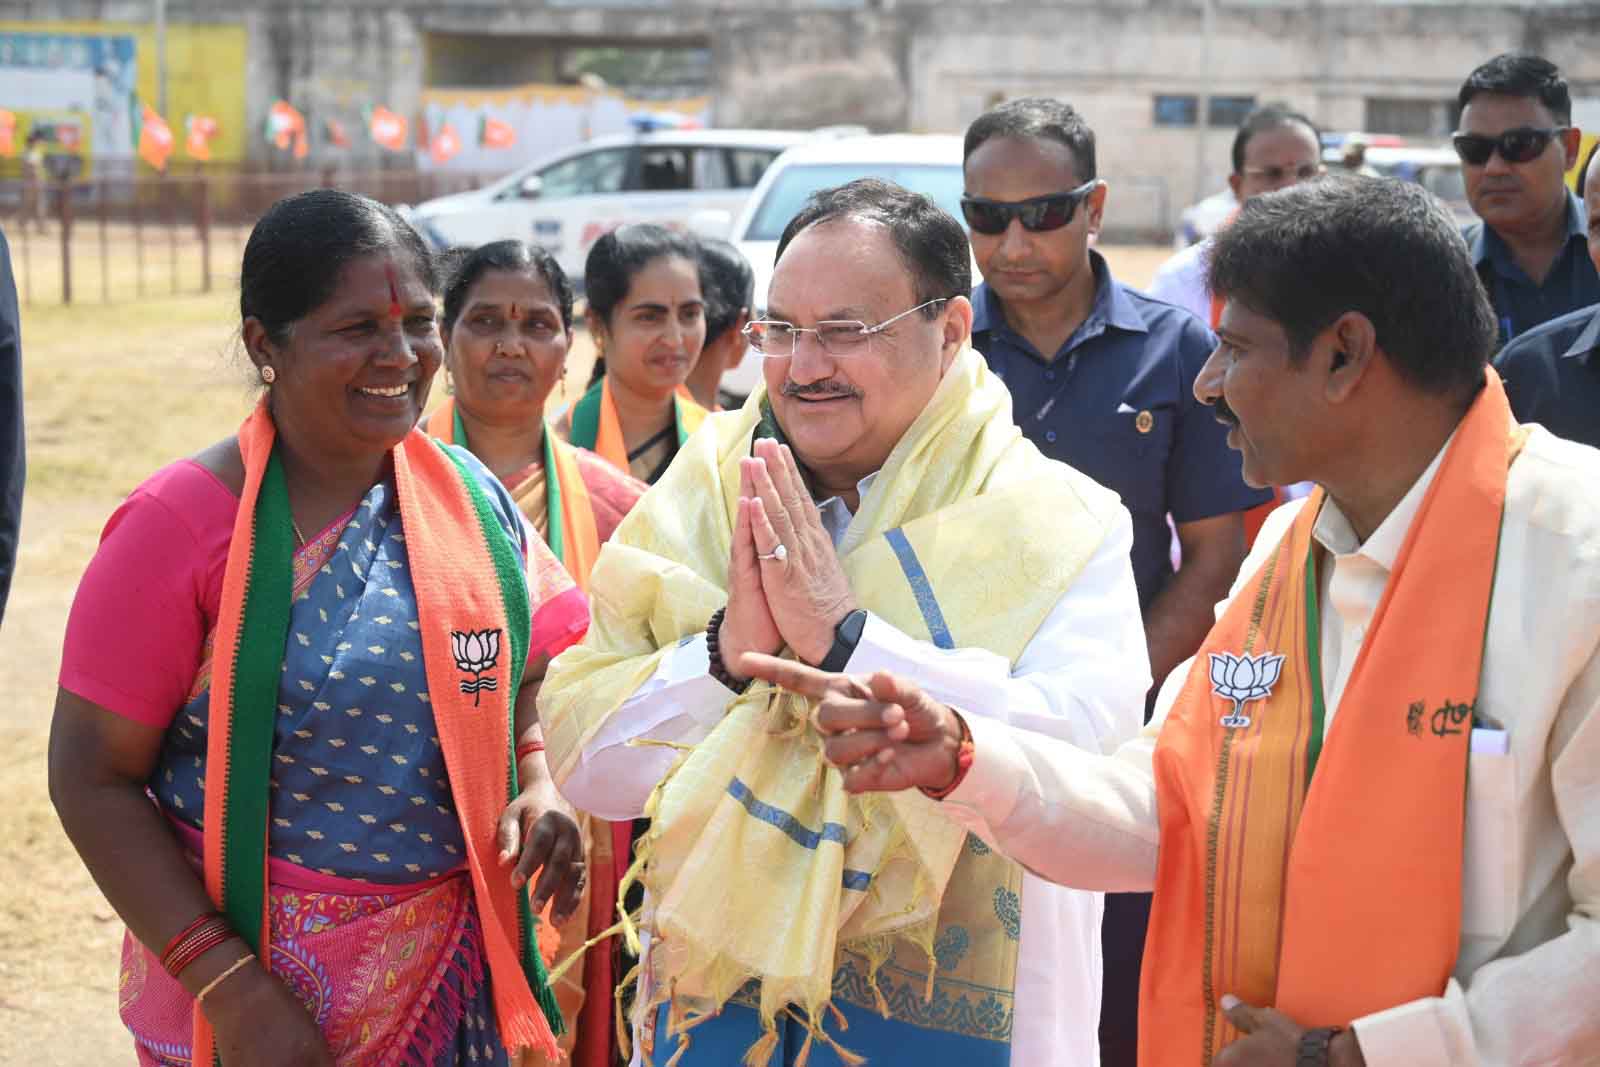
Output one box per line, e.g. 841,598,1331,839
195,952,256,1005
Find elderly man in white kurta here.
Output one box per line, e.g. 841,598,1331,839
540,178,1149,1066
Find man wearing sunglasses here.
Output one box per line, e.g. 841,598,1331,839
1456,52,1599,346
543,179,1151,1067
965,96,1271,1067
1494,142,1600,449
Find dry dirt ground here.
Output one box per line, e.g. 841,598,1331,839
0,244,1175,1065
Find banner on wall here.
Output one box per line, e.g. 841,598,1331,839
0,29,136,173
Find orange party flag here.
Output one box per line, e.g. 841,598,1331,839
264,101,305,152
0,110,15,157
138,104,174,171
430,123,462,165
479,115,516,149
185,114,219,161
368,106,408,152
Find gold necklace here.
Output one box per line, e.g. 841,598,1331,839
291,518,306,547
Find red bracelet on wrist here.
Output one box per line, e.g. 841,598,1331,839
921,710,976,802
160,912,236,978
515,740,545,761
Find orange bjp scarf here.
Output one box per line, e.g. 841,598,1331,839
1143,369,1523,1066
196,402,561,1064
567,376,707,475
426,399,623,1067
424,398,602,590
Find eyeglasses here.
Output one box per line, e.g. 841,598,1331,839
742,298,949,358
1240,163,1323,183
960,181,1098,235
1451,126,1569,166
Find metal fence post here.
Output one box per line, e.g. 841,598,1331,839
197,175,212,293
134,179,146,299
57,177,73,305
99,178,110,303
167,176,178,296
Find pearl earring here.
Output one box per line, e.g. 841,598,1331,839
260,365,276,385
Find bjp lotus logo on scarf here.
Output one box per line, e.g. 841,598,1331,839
1209,651,1285,729
450,628,502,706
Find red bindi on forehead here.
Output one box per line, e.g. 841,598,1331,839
385,263,402,318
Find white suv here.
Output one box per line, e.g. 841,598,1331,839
404,128,817,284
710,133,974,400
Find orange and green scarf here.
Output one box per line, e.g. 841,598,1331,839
1144,368,1523,1066
425,398,602,589
568,376,707,475
196,403,562,1064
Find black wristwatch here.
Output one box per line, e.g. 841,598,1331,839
818,609,868,673
1296,1027,1343,1067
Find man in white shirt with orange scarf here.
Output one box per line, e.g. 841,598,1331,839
745,176,1600,1067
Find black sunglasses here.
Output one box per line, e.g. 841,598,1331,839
961,181,1098,235
1451,126,1569,166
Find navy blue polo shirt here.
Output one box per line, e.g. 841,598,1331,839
972,252,1271,613
1493,300,1600,449
1467,191,1600,348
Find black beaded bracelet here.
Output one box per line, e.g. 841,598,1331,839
705,606,752,694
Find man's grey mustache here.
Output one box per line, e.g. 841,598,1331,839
782,380,861,399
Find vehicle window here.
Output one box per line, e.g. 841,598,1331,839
727,149,781,189
692,148,732,190
743,163,966,241
635,147,693,192
534,148,630,198
1417,165,1467,205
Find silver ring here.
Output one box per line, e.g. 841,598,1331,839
757,543,788,563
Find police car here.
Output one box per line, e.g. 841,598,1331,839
404,125,818,284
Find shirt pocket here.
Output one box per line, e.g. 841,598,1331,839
1086,382,1178,517
1461,748,1520,940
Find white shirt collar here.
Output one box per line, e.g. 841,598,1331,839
1312,430,1456,570
816,471,879,548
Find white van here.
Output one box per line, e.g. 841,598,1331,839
404,128,817,284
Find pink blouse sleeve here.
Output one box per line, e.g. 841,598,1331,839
58,461,236,729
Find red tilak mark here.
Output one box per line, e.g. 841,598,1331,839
510,302,520,321
385,265,402,318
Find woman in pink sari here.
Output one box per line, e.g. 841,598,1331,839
50,191,588,1067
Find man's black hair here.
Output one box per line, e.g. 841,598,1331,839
774,178,970,316
1231,104,1323,176
1458,53,1571,125
1207,176,1495,398
963,96,1096,182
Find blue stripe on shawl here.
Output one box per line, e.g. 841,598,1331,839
883,527,954,650
726,777,871,891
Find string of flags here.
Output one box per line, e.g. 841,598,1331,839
3,95,519,169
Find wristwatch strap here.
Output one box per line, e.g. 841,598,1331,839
1296,1026,1343,1067
818,609,868,673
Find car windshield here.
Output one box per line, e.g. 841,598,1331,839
742,162,966,241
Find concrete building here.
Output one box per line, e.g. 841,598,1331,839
5,0,1599,236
